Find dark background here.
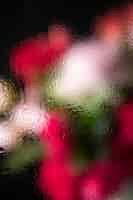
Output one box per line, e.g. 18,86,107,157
0,0,131,199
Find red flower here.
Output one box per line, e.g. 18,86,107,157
10,25,71,84
39,111,72,160
95,8,123,43
48,24,72,53
111,102,133,157
80,159,128,200
36,111,78,200
37,159,78,200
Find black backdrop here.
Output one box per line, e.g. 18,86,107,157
0,0,131,199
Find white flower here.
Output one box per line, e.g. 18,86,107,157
49,39,121,105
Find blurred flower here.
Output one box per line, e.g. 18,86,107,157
111,102,133,157
37,159,77,200
10,25,71,85
48,24,72,52
39,111,72,160
45,39,122,112
80,159,128,200
37,110,78,200
95,8,124,44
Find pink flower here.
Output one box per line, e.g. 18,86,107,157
10,25,71,84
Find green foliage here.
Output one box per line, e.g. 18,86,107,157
2,137,43,174
68,105,112,168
